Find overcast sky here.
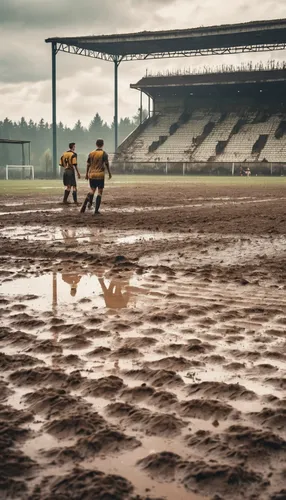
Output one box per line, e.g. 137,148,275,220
0,0,285,127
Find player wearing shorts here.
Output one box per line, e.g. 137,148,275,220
59,142,81,204
80,138,112,214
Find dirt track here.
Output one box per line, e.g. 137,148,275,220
0,180,286,500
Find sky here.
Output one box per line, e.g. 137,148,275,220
0,0,285,127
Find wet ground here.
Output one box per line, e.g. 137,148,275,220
0,179,286,500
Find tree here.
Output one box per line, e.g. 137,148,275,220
40,149,52,178
89,113,103,135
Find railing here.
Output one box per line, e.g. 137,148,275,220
111,161,286,176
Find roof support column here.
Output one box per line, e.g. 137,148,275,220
52,42,57,178
114,56,120,152
140,90,143,124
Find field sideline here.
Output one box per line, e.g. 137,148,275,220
0,175,286,195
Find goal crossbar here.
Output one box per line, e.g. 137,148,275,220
5,165,34,180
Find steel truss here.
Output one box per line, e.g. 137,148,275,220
56,42,286,61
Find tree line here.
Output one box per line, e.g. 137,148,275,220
0,112,145,174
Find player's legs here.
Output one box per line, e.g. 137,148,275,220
63,170,74,204
63,171,70,203
94,187,103,214
63,185,71,203
80,183,96,213
72,185,78,204
87,190,95,210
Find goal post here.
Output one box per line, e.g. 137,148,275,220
5,165,34,180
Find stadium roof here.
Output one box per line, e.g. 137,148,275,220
46,18,286,61
0,139,31,145
132,69,286,90
131,69,286,99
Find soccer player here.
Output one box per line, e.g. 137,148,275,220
59,142,81,204
80,138,112,214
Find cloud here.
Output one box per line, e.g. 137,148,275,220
0,0,286,127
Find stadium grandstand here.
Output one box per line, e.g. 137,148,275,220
114,63,286,172
46,17,286,174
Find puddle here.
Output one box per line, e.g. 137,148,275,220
116,232,173,244
0,208,63,216
1,226,180,246
88,439,209,500
1,226,100,243
106,197,286,214
0,270,157,311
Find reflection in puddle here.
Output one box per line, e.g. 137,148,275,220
1,226,179,246
0,270,154,311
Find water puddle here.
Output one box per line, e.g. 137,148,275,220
0,208,63,216
0,270,157,311
1,226,180,246
106,197,286,214
116,232,174,244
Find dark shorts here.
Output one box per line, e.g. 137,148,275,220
63,169,76,187
89,178,105,190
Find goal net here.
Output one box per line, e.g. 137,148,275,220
5,165,34,180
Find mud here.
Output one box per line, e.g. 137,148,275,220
1,181,286,499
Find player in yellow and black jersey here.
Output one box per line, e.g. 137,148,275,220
80,138,112,214
59,142,81,204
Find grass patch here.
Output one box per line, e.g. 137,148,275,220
0,175,285,196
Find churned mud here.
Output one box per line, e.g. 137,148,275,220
0,180,286,499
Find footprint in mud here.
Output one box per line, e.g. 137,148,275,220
51,354,84,367
265,351,286,361
23,388,92,418
0,379,14,403
111,347,142,359
187,425,286,468
60,335,92,349
223,362,246,371
0,402,38,500
144,356,192,371
149,310,188,323
138,452,265,498
87,347,112,358
250,408,286,433
203,354,226,365
43,429,141,464
106,402,186,437
0,352,44,370
29,467,139,500
187,381,257,401
0,328,35,347
247,363,278,375
142,327,164,336
225,349,262,362
120,384,156,403
9,367,68,388
10,313,45,329
120,336,158,349
183,339,215,356
125,368,184,388
26,339,62,354
84,328,111,338
179,399,239,421
82,376,125,398
10,304,28,312
120,384,179,410
265,378,286,390
0,403,33,426
148,390,179,410
43,409,107,438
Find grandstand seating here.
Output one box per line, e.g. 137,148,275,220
117,109,286,164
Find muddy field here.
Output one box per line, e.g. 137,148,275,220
0,178,286,500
